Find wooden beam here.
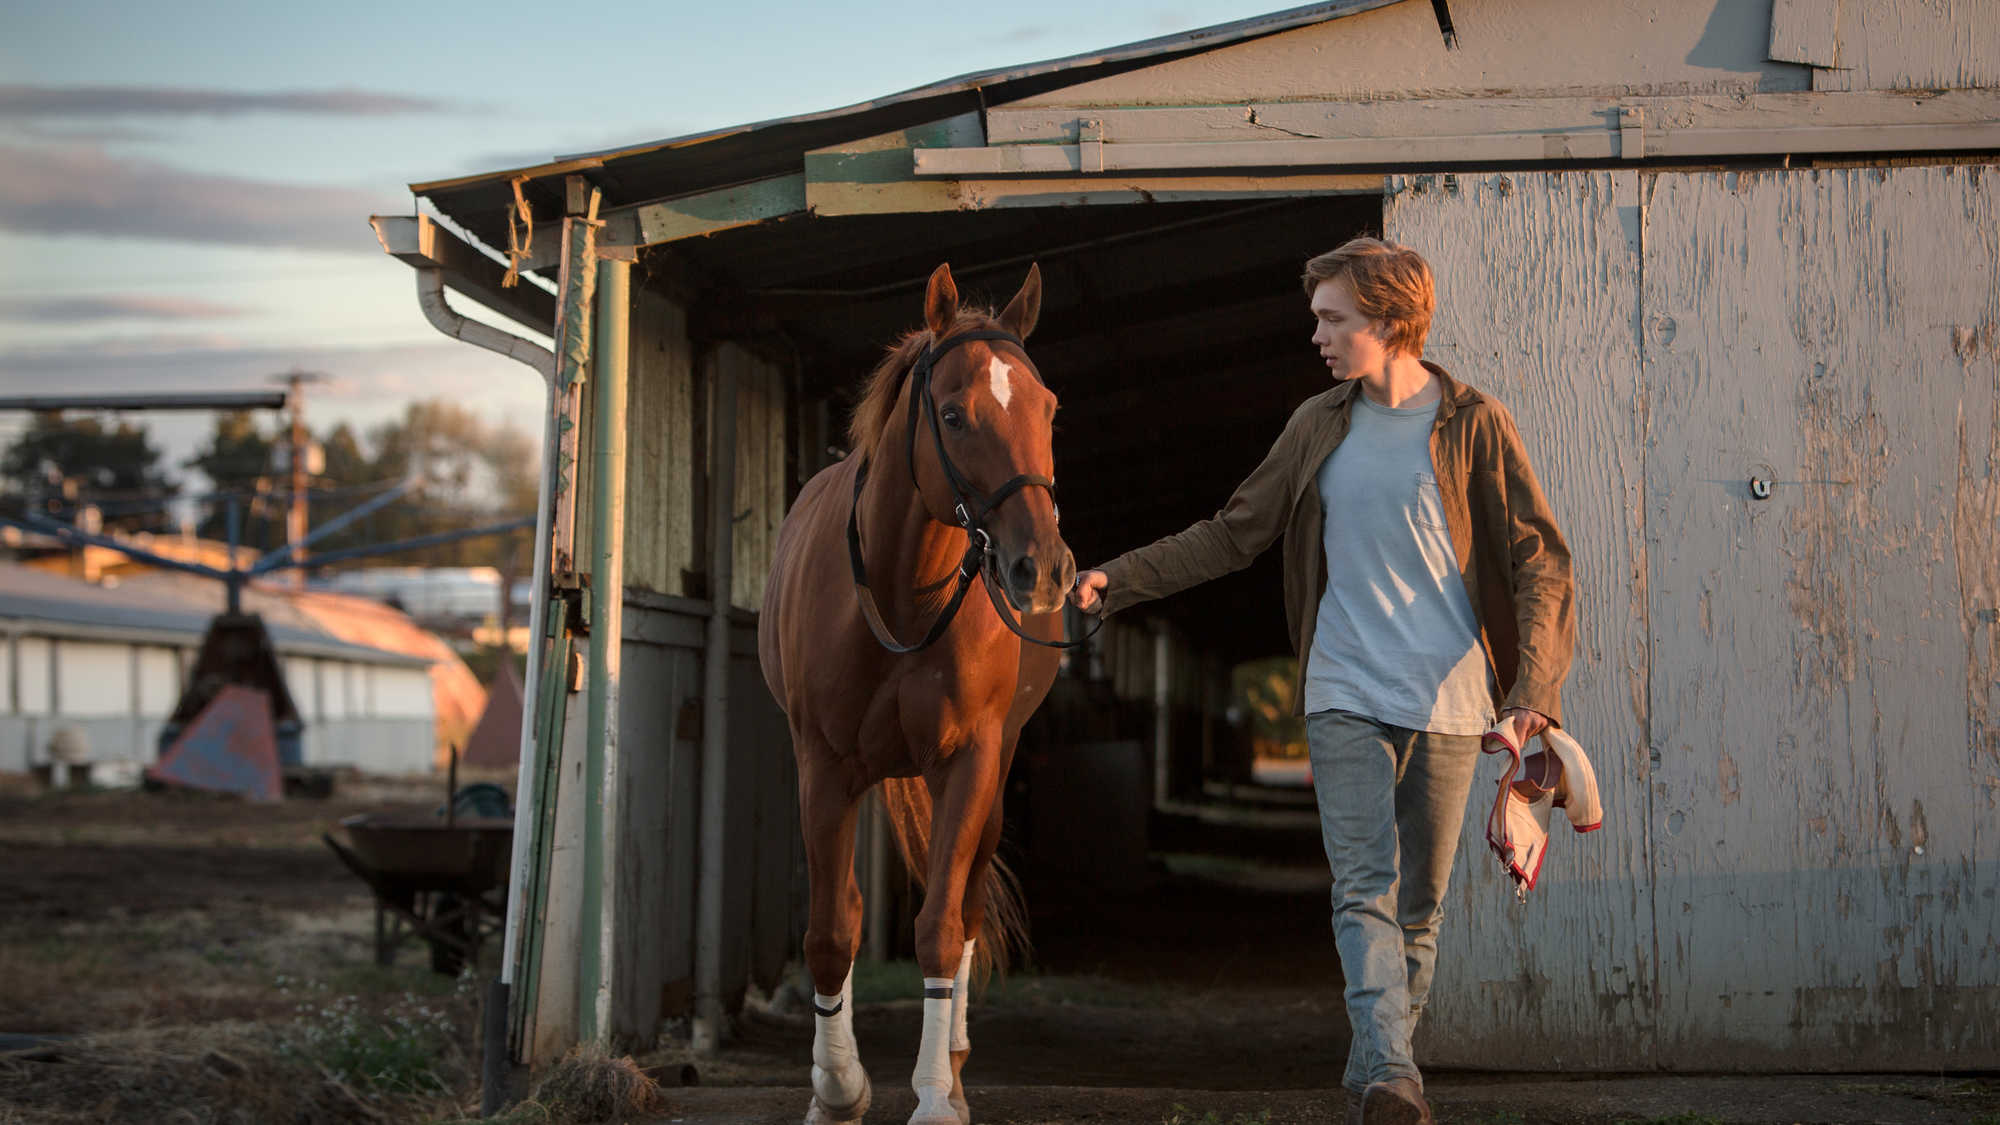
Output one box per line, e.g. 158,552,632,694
372,214,556,333
631,174,807,244
940,89,2000,176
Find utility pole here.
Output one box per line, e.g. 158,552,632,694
275,372,325,589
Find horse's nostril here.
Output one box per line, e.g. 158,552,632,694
1010,555,1037,591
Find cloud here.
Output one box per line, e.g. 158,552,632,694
8,121,162,144
0,85,464,119
0,295,251,322
0,144,400,252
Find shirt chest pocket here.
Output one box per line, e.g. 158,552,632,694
1413,471,1449,531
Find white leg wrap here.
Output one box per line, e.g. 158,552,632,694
912,976,956,1119
811,969,866,1109
949,939,974,1053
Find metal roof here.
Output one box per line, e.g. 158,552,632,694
415,0,1405,253
0,564,432,667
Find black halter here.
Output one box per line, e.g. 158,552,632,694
845,328,1098,654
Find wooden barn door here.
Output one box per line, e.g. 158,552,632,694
1386,170,1658,1067
1639,166,1998,1068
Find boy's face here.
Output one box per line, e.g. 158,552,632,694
1309,278,1392,382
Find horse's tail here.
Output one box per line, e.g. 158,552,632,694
877,776,1029,986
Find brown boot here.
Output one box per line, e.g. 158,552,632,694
1343,1087,1365,1125
1361,1076,1432,1124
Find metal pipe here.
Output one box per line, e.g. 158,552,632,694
260,515,533,570
2,515,228,583
500,398,559,1000
416,269,556,378
225,498,243,616
691,348,738,1053
0,391,290,412
581,257,629,1044
249,477,421,574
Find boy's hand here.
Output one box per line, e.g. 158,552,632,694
1069,569,1108,614
1498,706,1550,746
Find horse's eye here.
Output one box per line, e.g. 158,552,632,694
941,407,966,431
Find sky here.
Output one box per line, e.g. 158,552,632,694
0,0,1290,484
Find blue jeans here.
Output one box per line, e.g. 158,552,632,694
1306,709,1482,1093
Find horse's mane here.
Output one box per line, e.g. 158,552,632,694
846,307,1003,454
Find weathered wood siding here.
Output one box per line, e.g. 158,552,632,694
1387,170,1657,1068
1013,0,1807,109
1642,165,1998,1068
613,597,803,1044
1389,163,1999,1068
1771,0,2000,91
716,344,789,611
624,288,695,597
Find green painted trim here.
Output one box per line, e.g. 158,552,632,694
633,174,806,243
803,147,915,186
511,606,572,1056
803,112,986,187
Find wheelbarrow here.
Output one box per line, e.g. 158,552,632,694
324,803,513,975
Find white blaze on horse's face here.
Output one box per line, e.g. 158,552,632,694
987,356,1014,412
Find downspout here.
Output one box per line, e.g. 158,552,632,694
581,257,629,1044
397,258,558,1112
414,266,560,995
691,348,737,1053
414,268,555,376
416,266,554,1053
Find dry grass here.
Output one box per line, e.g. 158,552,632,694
0,784,489,1125
1,1023,427,1125
526,1045,665,1123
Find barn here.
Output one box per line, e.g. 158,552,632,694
371,0,2000,1072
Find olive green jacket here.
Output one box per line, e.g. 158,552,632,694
1097,365,1575,723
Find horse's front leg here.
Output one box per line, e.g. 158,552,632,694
945,798,1005,1125
798,752,871,1125
909,740,1003,1125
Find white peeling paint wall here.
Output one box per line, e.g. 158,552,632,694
1014,0,1811,108
1389,169,1658,1067
1390,163,1999,1069
1642,164,1997,1068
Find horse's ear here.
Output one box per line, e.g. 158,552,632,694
924,263,959,337
999,262,1042,341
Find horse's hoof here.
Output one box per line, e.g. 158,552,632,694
909,1087,962,1125
805,1072,871,1125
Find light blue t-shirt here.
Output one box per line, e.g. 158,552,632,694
1302,393,1494,735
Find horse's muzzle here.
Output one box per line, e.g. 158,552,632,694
998,545,1076,616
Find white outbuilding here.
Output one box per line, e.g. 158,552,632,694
0,564,439,780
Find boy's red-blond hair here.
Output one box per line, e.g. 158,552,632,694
1301,237,1436,357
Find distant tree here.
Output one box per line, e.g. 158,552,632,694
321,400,540,570
320,422,369,487
0,412,178,532
185,411,277,546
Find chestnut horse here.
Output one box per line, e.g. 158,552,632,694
759,263,1073,1125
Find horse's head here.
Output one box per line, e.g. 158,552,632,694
909,262,1074,616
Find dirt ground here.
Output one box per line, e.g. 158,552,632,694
1,780,1996,1125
